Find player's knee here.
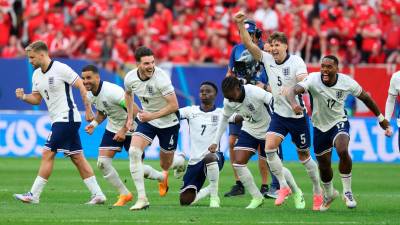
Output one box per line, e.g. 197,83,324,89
336,148,350,159
97,157,111,170
180,189,196,206
129,146,143,163
297,149,310,160
203,153,218,164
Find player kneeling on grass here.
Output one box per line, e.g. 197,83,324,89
179,81,224,208
209,76,304,209
287,55,391,211
14,41,105,204
82,65,169,206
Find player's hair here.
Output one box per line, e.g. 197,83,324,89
323,55,339,66
135,46,154,62
200,81,218,94
267,32,288,45
221,76,241,93
25,41,48,52
82,64,99,74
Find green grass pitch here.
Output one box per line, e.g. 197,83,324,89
0,157,399,225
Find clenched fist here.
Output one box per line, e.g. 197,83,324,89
15,88,25,100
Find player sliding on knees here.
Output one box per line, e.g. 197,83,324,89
287,55,391,211
234,11,323,210
179,81,224,208
209,76,304,209
81,65,168,207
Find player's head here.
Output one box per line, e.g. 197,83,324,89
135,46,155,79
199,81,218,105
244,19,262,43
221,76,242,102
267,32,288,63
320,55,339,84
81,64,100,92
25,41,49,69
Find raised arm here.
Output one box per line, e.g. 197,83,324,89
234,11,262,61
287,84,306,115
73,78,94,122
15,88,42,105
357,90,390,132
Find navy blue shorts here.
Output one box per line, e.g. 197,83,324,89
133,120,180,151
180,152,224,193
44,122,82,156
267,113,311,150
234,130,267,159
229,122,242,136
99,130,132,152
313,121,350,156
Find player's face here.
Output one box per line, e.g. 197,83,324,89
199,84,216,105
26,50,43,69
269,40,287,63
320,58,338,84
138,55,155,79
223,86,241,102
81,71,99,91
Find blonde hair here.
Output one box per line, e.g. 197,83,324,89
25,41,48,52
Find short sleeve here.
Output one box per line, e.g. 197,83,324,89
31,73,39,93
297,74,313,91
59,63,79,85
158,72,175,96
260,51,273,65
294,56,308,76
388,74,399,96
348,77,362,97
178,106,192,120
124,71,133,93
222,99,235,118
111,85,125,105
252,85,272,105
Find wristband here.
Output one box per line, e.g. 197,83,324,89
90,120,98,128
22,94,27,101
378,114,385,122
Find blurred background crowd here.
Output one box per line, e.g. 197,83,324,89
0,0,399,71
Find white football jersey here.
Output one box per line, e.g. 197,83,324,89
87,81,135,135
124,66,179,128
298,72,362,132
222,85,273,140
32,60,81,123
387,71,400,126
261,52,308,118
179,106,223,165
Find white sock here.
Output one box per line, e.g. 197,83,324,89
97,157,130,195
30,176,47,199
129,147,146,199
193,186,210,204
301,156,322,195
322,180,334,197
171,153,185,169
234,164,263,199
83,176,105,197
143,164,164,181
206,162,219,198
266,150,289,188
282,167,300,193
340,173,352,193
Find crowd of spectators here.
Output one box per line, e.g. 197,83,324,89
0,0,399,71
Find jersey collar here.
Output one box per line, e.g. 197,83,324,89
275,54,290,65
137,70,151,81
42,60,54,74
321,73,339,87
200,104,216,112
93,80,103,96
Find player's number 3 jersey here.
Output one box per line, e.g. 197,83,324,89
32,60,81,123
